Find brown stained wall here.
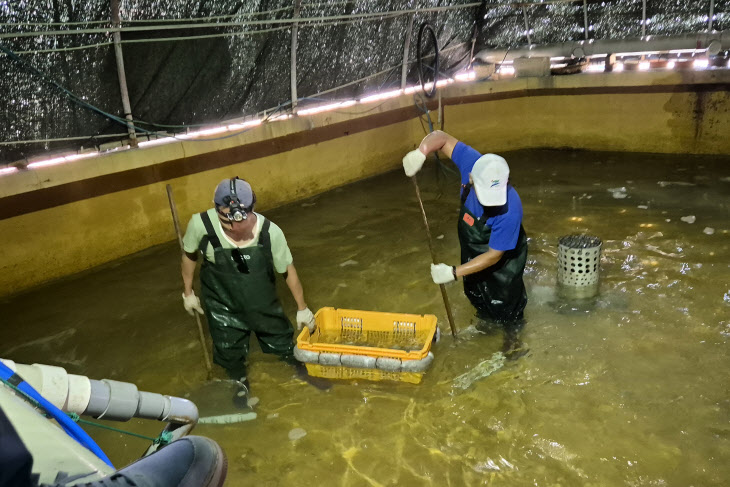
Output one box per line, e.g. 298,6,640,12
0,70,728,296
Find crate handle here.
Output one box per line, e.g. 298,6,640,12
341,316,363,333
393,321,416,335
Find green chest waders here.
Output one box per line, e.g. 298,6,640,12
197,212,294,382
457,185,528,326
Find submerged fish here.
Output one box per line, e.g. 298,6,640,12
451,352,506,390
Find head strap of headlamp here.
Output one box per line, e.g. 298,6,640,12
220,177,256,222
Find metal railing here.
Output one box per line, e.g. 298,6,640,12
0,0,726,159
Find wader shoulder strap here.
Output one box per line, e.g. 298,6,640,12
461,183,472,205
258,219,272,251
198,211,222,252
258,219,275,281
461,184,492,221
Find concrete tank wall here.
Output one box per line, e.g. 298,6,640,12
0,69,728,296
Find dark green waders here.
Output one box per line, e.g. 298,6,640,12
457,185,528,333
197,212,295,384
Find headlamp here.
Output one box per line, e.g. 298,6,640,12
219,177,255,223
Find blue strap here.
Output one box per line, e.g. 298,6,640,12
0,362,114,468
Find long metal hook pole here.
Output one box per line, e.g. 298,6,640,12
411,176,458,339
166,184,214,378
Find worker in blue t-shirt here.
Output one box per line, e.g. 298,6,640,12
403,131,528,354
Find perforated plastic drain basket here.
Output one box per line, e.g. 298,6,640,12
295,307,437,384
557,234,602,293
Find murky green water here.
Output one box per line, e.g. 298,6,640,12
2,149,729,486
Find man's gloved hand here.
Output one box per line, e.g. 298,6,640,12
296,307,316,332
182,291,204,316
403,149,426,177
431,263,456,284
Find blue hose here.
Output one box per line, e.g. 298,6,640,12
0,362,114,468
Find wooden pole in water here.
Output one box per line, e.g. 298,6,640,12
410,176,458,339
166,184,214,377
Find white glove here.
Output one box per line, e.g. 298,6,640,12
431,263,456,284
182,291,204,316
296,307,316,332
403,149,426,177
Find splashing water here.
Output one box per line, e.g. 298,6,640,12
451,352,507,390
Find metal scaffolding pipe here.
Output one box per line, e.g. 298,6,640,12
290,0,301,113
475,31,729,63
400,14,414,90
111,0,137,147
522,6,532,45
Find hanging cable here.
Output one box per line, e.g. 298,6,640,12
121,6,294,24
6,12,408,56
417,22,440,98
0,43,292,146
0,4,481,40
0,6,294,28
1,37,473,148
0,43,156,135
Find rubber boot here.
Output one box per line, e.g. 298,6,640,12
42,436,227,487
501,325,528,361
232,378,251,409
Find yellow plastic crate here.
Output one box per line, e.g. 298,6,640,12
296,307,437,384
302,364,425,384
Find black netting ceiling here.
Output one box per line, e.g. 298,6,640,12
1,0,726,164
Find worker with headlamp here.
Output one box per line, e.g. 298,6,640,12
180,177,317,407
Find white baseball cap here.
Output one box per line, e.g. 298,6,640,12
470,154,509,206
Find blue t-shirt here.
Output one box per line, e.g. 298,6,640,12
451,142,523,252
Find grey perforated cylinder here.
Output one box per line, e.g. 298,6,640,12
558,235,602,297
375,357,402,372
401,352,434,373
319,353,342,366
293,346,320,364
341,354,377,369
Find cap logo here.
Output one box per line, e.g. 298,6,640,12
490,179,500,187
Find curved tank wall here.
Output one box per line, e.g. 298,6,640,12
0,69,728,297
